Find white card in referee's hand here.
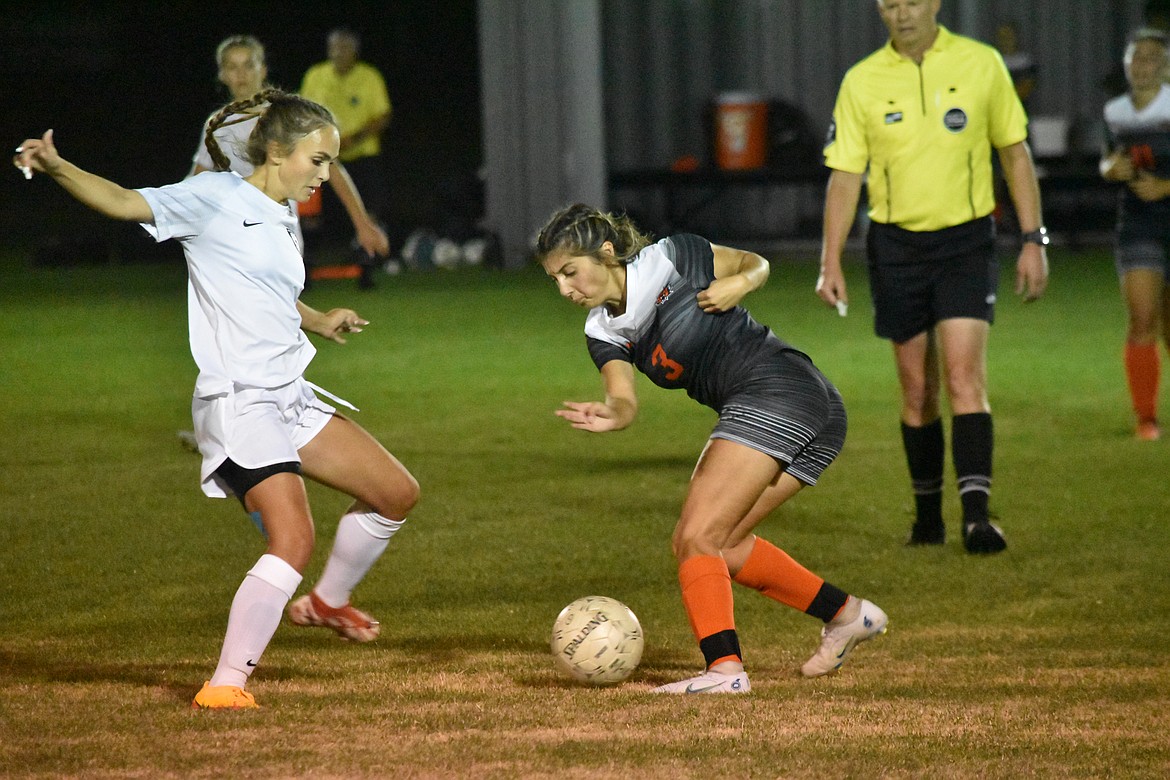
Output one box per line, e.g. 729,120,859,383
836,300,848,317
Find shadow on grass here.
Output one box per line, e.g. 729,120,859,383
0,647,216,704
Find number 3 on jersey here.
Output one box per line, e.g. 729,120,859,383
652,344,684,380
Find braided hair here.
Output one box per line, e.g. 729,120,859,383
203,88,336,173
535,203,653,267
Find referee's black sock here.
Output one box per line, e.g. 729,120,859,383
901,419,944,525
952,412,993,524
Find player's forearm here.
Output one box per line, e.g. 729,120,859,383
600,361,638,430
347,113,390,146
603,396,638,430
327,162,372,225
296,300,324,332
50,160,152,222
735,251,769,293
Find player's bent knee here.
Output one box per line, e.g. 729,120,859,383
670,527,724,561
369,471,420,520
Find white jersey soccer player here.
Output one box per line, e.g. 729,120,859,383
137,171,326,497
190,112,306,255
14,91,420,708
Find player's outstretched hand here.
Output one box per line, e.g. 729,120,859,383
556,401,621,432
13,129,60,179
314,308,369,344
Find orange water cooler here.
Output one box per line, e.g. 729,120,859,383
714,92,768,170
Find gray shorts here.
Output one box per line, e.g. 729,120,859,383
1116,238,1170,278
711,352,846,486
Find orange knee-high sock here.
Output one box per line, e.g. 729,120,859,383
733,537,850,622
1125,341,1160,423
678,555,740,668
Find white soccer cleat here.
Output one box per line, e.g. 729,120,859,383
287,591,381,642
801,598,888,678
652,670,751,694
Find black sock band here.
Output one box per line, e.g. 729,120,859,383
952,412,993,523
699,629,742,667
806,582,850,623
901,419,945,524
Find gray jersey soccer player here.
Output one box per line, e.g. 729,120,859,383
536,203,888,694
14,90,419,710
1100,29,1170,441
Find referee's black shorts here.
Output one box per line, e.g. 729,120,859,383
865,216,997,343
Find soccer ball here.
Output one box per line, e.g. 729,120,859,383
550,596,644,686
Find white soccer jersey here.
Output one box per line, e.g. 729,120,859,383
137,171,315,396
1103,83,1170,138
192,112,258,176
584,238,678,349
1104,84,1170,234
190,112,306,252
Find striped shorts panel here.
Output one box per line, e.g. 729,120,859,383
710,356,847,486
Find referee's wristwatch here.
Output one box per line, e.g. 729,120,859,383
1021,227,1049,246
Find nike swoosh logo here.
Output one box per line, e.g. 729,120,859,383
246,659,258,667
243,220,263,227
685,682,721,693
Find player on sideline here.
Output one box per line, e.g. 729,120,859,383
535,203,888,694
1100,29,1170,441
817,0,1049,554
14,90,420,709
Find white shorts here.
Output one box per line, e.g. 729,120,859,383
191,377,337,498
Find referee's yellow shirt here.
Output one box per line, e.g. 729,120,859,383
825,26,1028,232
301,61,392,163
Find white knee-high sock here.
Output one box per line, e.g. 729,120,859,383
313,511,405,608
209,554,302,689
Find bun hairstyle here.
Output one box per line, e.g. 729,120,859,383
535,203,653,266
204,88,336,172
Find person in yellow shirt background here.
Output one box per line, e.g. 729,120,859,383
301,28,393,289
816,0,1049,555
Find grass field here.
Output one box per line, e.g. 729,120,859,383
1,244,1168,779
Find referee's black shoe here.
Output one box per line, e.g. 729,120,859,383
906,519,945,546
962,519,1007,554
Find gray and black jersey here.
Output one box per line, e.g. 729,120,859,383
585,234,806,412
1105,83,1170,240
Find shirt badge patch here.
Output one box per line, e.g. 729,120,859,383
824,119,837,148
884,111,903,124
943,108,968,133
655,284,674,306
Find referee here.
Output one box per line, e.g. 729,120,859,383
816,0,1049,554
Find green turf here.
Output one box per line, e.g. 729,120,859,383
1,246,1167,779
